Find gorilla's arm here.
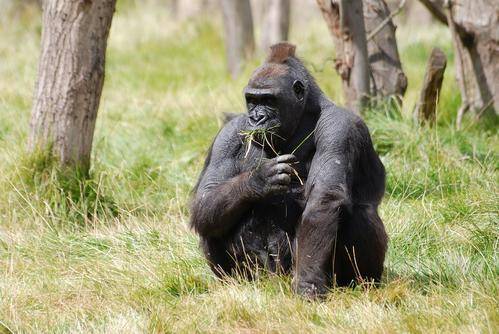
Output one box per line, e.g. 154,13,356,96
191,117,296,238
192,174,256,238
294,104,360,294
191,119,254,238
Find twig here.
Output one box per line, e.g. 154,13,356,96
475,98,494,120
243,134,253,158
289,129,316,185
0,320,14,334
462,98,494,131
287,167,302,186
366,0,406,41
291,129,315,155
263,132,280,156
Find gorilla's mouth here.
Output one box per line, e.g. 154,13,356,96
240,123,284,156
248,120,281,135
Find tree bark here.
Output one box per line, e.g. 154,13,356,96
418,0,447,24
414,47,447,124
364,0,407,99
316,0,370,113
260,0,291,51
418,0,498,127
29,0,116,173
220,0,255,79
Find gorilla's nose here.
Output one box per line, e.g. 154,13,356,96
249,112,267,126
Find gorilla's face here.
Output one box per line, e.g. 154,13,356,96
244,64,306,139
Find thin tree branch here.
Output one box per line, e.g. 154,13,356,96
366,0,406,41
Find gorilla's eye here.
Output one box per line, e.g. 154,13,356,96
293,80,305,101
246,96,257,109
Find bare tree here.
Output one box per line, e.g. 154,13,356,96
316,0,370,113
220,0,255,78
419,0,498,127
260,0,291,51
364,0,407,98
29,0,116,173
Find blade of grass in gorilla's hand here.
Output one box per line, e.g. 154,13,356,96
286,129,315,186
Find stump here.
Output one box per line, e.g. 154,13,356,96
414,48,447,124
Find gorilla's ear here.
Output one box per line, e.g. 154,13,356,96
293,80,305,101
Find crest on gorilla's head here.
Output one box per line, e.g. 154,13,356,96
266,42,296,64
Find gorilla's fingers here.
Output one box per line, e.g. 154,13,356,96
269,184,289,195
270,173,291,185
276,154,297,164
274,163,294,175
261,160,277,177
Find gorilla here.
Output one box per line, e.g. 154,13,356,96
190,43,387,298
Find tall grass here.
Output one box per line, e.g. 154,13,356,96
0,2,497,333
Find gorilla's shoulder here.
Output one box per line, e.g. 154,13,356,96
222,112,244,124
320,103,363,124
317,103,357,132
316,103,371,145
218,113,246,137
211,113,246,156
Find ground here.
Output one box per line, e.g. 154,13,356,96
0,1,497,333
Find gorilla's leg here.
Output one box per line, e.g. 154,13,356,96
201,238,235,278
294,194,387,295
332,205,388,286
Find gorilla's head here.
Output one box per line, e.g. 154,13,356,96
244,43,310,139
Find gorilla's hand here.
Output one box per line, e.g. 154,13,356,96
249,154,297,198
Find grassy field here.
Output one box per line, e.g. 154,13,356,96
0,2,497,333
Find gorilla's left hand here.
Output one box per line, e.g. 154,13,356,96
248,154,297,198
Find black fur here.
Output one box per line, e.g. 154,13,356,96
190,43,387,298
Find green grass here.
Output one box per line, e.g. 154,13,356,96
0,2,498,333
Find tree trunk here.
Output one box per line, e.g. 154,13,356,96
418,0,446,24
419,0,498,127
316,0,370,113
29,0,116,173
402,0,437,26
220,0,255,79
414,47,447,124
260,0,291,51
364,0,407,99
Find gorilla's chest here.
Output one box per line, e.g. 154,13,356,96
231,191,304,273
230,152,311,272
